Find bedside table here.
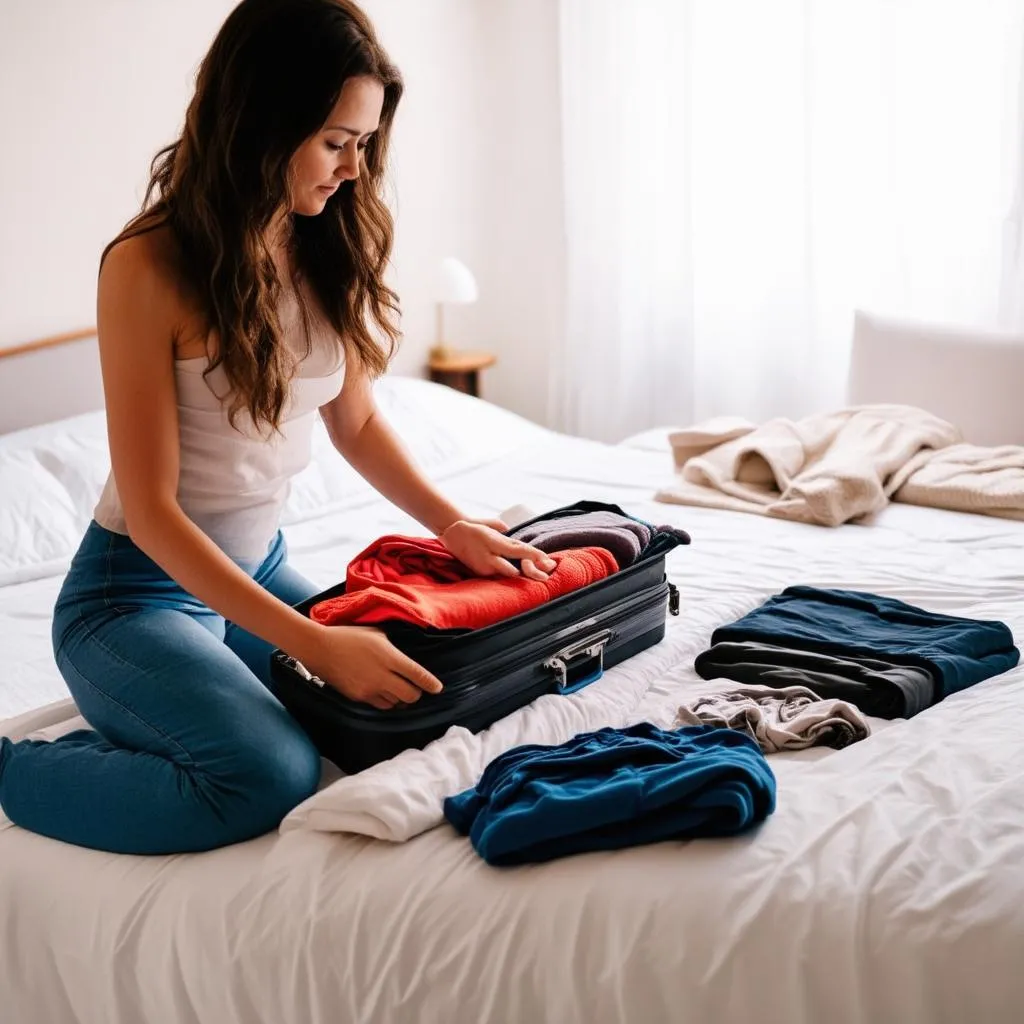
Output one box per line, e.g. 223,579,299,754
427,350,497,398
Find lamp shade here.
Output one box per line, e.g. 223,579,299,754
436,257,478,305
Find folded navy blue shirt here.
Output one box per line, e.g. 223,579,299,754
710,586,1019,702
443,722,776,866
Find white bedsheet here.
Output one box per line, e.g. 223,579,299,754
2,381,1023,1024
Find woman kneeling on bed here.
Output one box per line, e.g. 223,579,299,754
0,0,555,856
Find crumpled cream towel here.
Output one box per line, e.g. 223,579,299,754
674,684,871,753
891,444,1024,521
656,404,961,526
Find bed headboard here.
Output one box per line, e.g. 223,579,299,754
847,311,1024,446
0,329,103,435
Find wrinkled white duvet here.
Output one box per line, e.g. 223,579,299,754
1,379,1023,1024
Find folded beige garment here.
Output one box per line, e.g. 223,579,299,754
891,444,1024,521
656,404,960,526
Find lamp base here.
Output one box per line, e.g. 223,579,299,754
428,342,456,361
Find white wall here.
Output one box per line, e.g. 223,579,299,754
0,0,565,426
361,0,488,377
472,0,565,427
0,0,239,343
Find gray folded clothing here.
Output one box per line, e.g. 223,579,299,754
675,684,871,753
510,511,653,568
694,640,936,719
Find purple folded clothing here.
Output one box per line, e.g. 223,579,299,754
511,511,653,568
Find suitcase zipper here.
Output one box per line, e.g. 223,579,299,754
451,579,679,692
450,581,672,693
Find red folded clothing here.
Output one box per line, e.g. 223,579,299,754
309,535,619,630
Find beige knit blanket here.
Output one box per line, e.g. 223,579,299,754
891,444,1024,521
655,405,962,526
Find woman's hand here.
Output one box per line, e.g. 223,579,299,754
300,624,444,710
439,518,558,580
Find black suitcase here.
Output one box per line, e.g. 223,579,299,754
270,501,686,774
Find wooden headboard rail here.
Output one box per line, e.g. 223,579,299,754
0,328,97,361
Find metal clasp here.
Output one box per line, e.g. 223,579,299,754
543,629,613,692
291,657,326,688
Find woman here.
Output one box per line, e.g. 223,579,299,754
0,0,555,855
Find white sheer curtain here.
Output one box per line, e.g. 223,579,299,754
552,0,1024,442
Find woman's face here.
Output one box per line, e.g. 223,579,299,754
288,75,385,216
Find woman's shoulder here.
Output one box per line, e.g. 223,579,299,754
100,224,206,343
101,223,184,298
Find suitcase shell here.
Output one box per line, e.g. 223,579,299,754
270,502,684,774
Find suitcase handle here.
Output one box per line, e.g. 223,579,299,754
543,629,613,694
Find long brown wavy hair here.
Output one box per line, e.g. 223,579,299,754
104,0,403,432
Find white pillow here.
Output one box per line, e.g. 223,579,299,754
375,375,550,465
282,375,550,522
0,411,111,582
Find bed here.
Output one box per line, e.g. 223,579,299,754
1,326,1023,1024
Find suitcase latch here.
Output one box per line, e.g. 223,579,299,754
290,657,326,688
543,629,613,693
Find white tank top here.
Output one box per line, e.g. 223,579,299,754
94,338,345,561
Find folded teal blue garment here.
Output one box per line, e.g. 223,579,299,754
710,586,1019,703
443,723,776,866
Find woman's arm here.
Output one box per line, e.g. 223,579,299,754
96,236,441,707
319,361,556,580
319,360,463,534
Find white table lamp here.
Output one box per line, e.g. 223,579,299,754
432,257,478,360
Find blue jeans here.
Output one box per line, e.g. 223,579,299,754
0,522,323,854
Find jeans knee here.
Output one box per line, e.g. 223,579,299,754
234,725,321,836
268,727,322,813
